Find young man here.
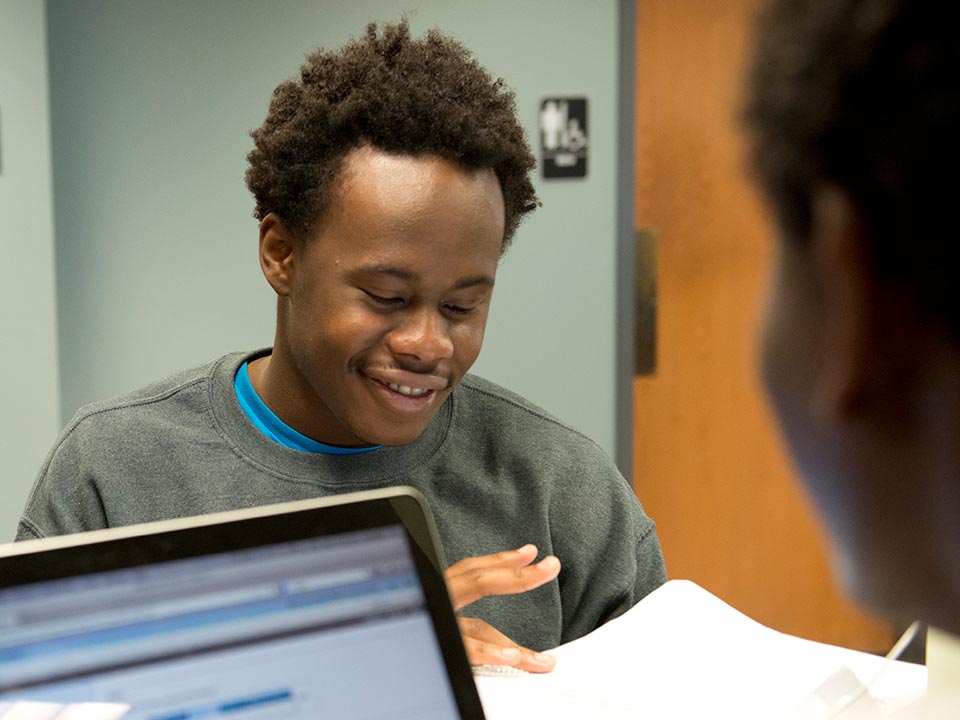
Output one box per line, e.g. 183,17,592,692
745,0,960,639
18,22,666,671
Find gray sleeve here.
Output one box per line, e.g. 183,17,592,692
16,418,110,541
552,451,667,644
625,519,669,616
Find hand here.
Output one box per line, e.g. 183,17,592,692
445,544,561,673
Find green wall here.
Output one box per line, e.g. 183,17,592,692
0,0,60,540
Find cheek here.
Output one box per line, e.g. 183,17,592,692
759,255,829,503
288,293,388,366
759,259,800,419
451,317,488,368
759,254,864,579
336,307,391,345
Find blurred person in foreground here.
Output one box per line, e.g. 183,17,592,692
745,0,960,687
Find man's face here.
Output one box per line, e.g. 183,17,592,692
759,234,866,585
274,146,504,447
759,225,925,616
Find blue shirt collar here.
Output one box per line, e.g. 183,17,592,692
234,361,381,455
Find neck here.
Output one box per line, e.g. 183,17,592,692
247,346,371,448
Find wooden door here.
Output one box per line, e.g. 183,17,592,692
632,0,892,652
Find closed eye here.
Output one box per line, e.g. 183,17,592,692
444,303,476,316
364,290,404,307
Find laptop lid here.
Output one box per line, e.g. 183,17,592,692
0,487,485,720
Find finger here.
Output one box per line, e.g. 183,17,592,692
459,617,522,667
459,617,556,673
446,544,539,577
512,648,557,673
447,555,561,610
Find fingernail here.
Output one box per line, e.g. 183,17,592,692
518,544,536,553
537,556,559,571
501,647,521,660
534,653,556,667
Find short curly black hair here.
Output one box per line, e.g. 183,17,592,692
744,0,960,338
246,20,539,253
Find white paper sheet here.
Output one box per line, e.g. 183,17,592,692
476,580,929,719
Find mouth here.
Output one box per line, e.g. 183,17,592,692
384,382,433,398
360,370,448,415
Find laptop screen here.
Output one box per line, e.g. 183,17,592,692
0,489,484,720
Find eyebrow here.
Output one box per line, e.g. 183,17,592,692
353,265,496,290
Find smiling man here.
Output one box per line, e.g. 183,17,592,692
18,21,666,672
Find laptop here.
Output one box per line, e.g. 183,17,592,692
0,487,485,719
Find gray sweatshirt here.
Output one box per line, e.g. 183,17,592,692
18,350,666,650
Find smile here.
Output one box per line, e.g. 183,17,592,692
387,383,432,398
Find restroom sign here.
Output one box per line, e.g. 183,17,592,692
539,97,588,179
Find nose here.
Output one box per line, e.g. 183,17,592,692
387,308,455,364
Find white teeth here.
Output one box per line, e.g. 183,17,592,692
388,383,429,398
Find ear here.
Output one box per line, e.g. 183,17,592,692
808,186,878,420
259,213,297,296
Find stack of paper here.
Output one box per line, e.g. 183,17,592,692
476,580,928,719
